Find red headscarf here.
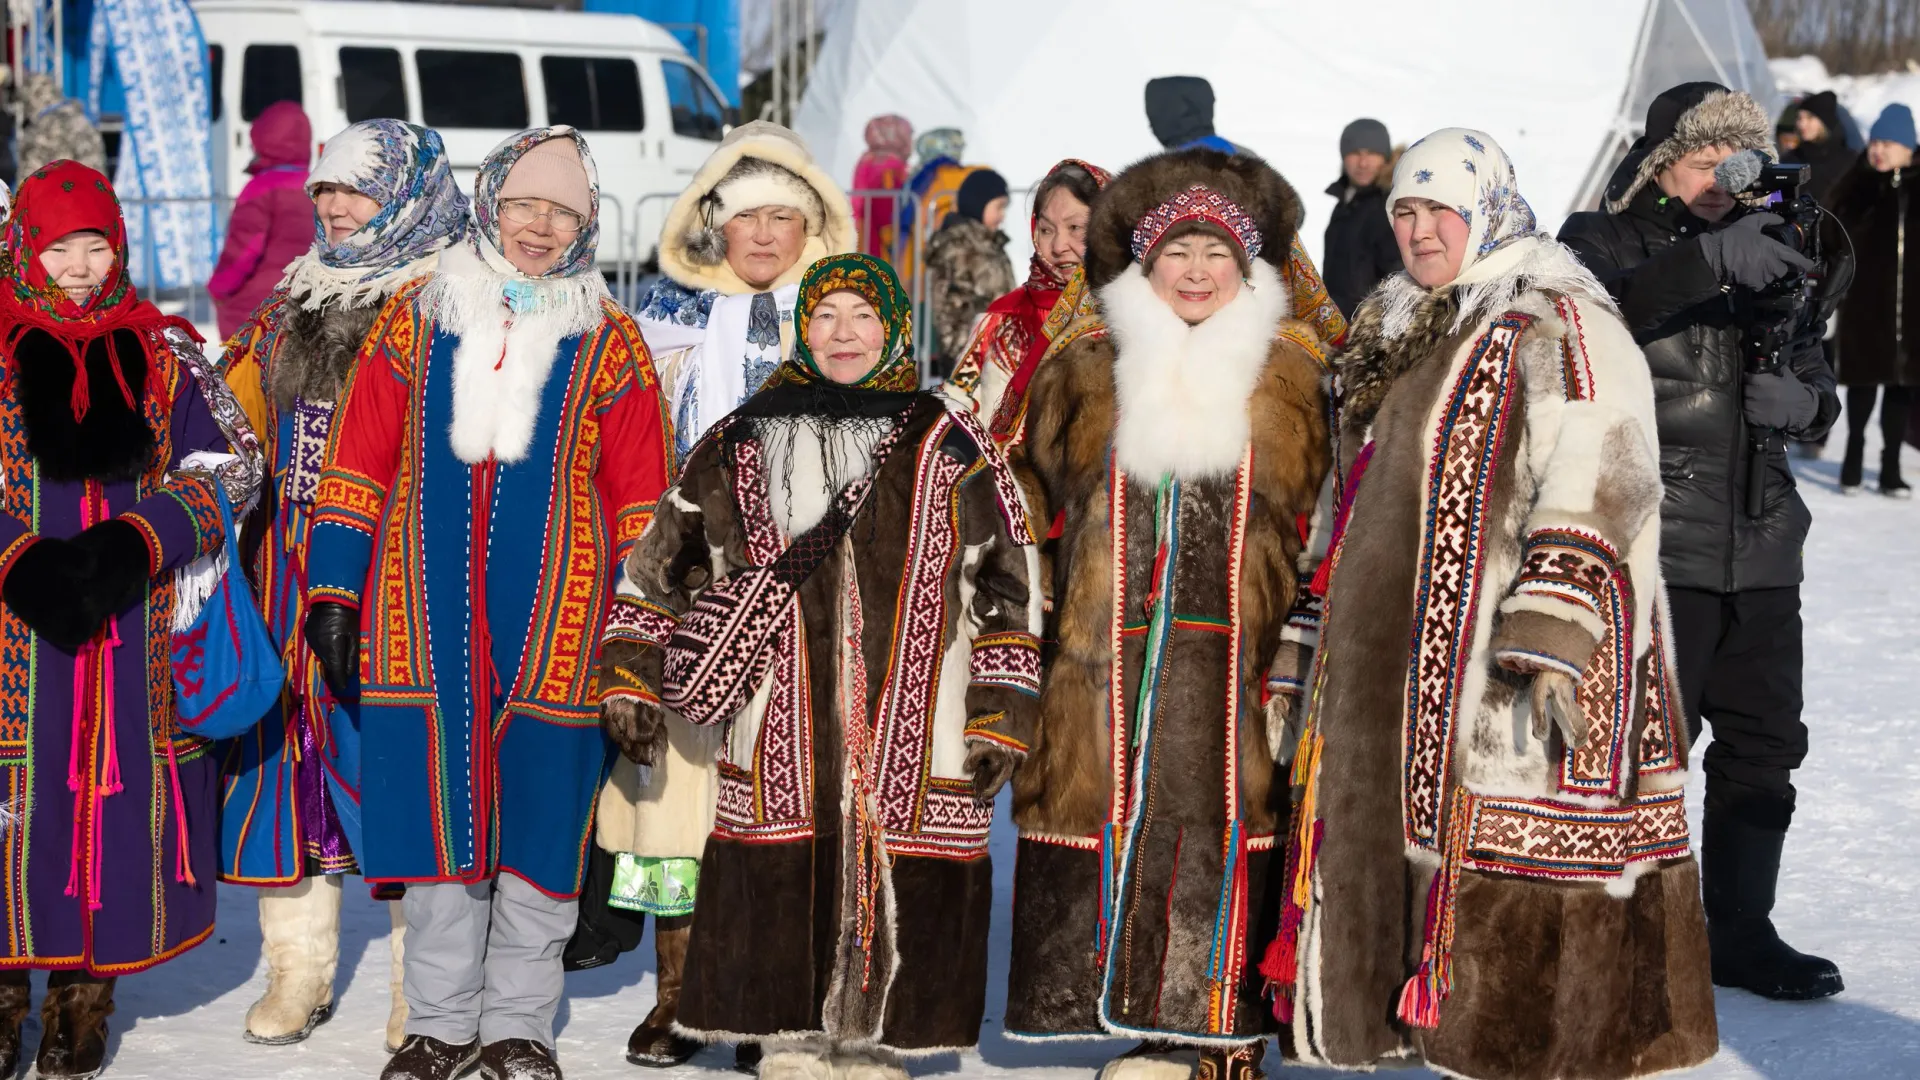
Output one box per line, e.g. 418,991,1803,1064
0,160,196,421
983,158,1110,404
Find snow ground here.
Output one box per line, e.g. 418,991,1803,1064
52,420,1920,1078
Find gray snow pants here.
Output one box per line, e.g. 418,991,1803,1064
402,875,579,1047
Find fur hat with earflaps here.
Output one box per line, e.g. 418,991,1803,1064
1606,82,1774,213
1083,147,1303,290
658,120,856,295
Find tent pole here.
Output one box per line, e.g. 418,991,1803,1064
1671,0,1734,88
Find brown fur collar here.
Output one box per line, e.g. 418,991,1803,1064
1014,323,1330,835
272,301,380,409
1334,286,1460,433
1084,148,1304,290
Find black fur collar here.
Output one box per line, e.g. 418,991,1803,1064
1333,286,1459,433
13,327,155,483
273,301,381,409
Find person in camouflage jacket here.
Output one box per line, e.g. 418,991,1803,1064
925,167,1014,374
14,73,106,177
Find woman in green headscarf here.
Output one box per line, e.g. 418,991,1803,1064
598,255,1042,1079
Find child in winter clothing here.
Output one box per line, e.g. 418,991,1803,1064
208,100,314,338
924,167,1014,375
852,114,912,259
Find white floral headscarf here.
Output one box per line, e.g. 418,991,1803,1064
1387,127,1542,284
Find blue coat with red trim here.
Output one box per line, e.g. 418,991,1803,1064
306,280,671,896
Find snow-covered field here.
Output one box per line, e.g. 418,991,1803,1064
40,415,1914,1078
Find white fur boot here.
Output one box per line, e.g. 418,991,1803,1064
758,1037,835,1080
830,1044,909,1080
244,876,342,1044
1097,1042,1198,1080
386,899,408,1053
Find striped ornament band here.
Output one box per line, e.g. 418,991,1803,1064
1130,184,1263,262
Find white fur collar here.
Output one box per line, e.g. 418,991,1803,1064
424,244,609,465
1375,235,1613,340
1103,258,1290,480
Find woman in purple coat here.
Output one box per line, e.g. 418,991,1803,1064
0,161,263,1079
208,100,314,339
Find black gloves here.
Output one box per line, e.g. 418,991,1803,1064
601,696,668,767
2,537,104,650
1744,369,1821,430
304,601,361,704
1699,213,1816,291
964,740,1019,802
72,518,154,626
0,520,155,651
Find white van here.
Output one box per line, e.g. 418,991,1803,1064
192,0,735,267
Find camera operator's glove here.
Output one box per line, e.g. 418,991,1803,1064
1699,213,1816,290
1744,368,1821,430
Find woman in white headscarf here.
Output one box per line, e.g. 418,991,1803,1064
1264,130,1717,1079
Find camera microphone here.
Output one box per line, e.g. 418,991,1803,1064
1714,149,1768,195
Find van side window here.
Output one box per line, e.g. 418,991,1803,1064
208,45,224,123
341,47,408,123
541,56,643,132
663,60,724,141
417,50,528,129
240,44,301,122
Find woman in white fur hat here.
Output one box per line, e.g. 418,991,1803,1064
607,120,855,1070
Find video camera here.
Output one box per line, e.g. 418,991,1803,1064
1713,155,1832,517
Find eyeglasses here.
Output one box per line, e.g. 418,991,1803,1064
500,198,587,235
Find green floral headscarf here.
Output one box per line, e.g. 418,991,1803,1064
782,253,917,392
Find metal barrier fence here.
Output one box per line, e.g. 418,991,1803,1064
122,184,1031,383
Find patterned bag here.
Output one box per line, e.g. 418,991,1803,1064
170,483,285,738
661,423,907,725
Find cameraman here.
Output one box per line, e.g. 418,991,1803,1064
1560,82,1842,1003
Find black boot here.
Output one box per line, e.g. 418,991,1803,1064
1702,795,1843,1000
1840,432,1865,492
35,974,115,1080
1880,447,1912,498
0,970,28,1079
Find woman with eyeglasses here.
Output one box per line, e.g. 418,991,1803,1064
217,118,469,1054
302,126,673,1080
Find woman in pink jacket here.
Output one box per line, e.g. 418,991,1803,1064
208,100,313,337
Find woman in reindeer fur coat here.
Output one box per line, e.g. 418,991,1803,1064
1002,148,1333,1080
601,253,1042,1080
1266,129,1716,1080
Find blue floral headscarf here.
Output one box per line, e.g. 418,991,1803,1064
1387,128,1541,280
469,125,600,280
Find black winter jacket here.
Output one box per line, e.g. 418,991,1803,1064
1560,188,1840,593
1322,176,1403,317
1829,157,1919,386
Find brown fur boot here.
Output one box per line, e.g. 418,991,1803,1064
36,974,115,1079
0,969,30,1079
626,922,699,1067
1194,1042,1263,1080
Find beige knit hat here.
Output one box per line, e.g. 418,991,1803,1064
499,137,592,217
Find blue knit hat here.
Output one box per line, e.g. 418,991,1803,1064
1870,103,1917,149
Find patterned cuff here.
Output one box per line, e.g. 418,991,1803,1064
1508,527,1618,635
307,585,362,608
969,631,1041,697
603,593,677,647
964,713,1029,756
1491,609,1599,678
0,532,34,585
1282,569,1323,646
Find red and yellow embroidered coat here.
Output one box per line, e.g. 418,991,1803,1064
306,282,672,897
1282,251,1715,1079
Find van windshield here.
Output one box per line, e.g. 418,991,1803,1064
418,50,528,129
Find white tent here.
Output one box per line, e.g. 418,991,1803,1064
794,0,1779,266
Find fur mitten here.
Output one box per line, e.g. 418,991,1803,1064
601,695,667,767
70,519,154,630
0,537,101,650
964,737,1020,801
1264,639,1314,763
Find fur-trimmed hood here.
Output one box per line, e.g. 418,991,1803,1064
1607,85,1774,213
1083,148,1303,289
657,121,856,296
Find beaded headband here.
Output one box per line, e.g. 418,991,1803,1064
1129,184,1264,263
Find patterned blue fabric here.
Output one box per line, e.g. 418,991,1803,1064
638,275,715,328
309,120,470,280
86,0,215,290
